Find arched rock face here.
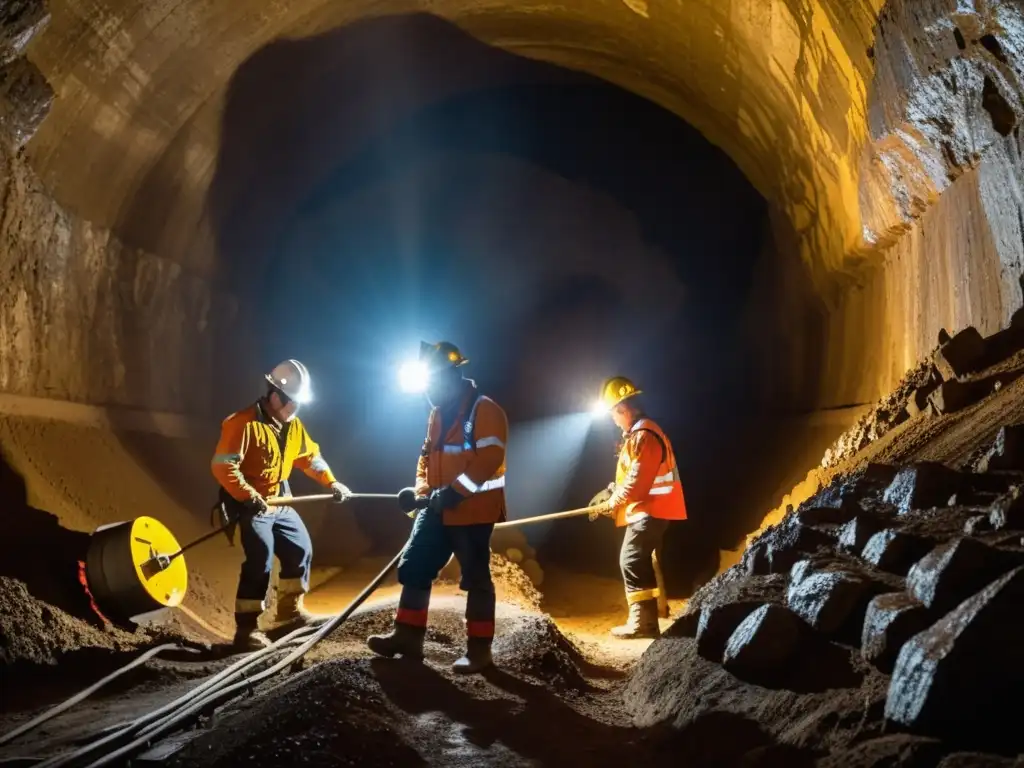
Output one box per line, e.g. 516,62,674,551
0,0,1021,521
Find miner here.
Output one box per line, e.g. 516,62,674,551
211,359,351,650
590,376,687,638
368,341,508,673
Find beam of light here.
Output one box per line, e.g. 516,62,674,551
590,399,609,418
398,360,430,393
505,412,595,537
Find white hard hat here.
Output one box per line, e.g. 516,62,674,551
265,359,312,404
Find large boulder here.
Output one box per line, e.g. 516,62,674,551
883,463,965,514
861,592,935,672
722,604,807,678
906,537,1023,614
861,529,933,576
885,566,1024,743
695,601,763,663
785,570,876,638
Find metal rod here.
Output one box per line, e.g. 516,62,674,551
494,506,597,528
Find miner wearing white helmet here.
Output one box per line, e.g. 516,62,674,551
211,359,351,650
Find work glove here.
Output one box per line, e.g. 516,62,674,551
244,494,270,516
428,486,464,513
589,483,615,508
330,481,352,503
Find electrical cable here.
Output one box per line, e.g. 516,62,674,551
0,645,195,747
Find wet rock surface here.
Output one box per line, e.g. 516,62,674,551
695,600,762,663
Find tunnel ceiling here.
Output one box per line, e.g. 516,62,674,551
24,0,886,286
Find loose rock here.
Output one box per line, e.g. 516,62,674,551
861,529,933,576
883,463,966,514
861,592,934,672
886,566,1024,742
989,486,1024,531
722,604,806,677
744,518,832,575
932,326,985,381
695,601,762,663
786,570,873,637
838,516,885,554
906,537,1023,614
976,424,1024,472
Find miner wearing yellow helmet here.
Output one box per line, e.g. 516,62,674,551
590,376,687,638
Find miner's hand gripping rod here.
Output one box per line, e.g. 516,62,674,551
139,492,399,579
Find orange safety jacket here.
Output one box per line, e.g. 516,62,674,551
415,382,508,526
608,418,687,527
211,401,337,503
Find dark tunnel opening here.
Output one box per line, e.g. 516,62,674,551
257,75,771,591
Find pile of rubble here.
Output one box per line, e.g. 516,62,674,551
628,425,1024,765
823,322,1024,470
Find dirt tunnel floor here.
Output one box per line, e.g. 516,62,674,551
0,597,687,768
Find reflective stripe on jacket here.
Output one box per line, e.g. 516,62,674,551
211,401,337,502
609,418,687,528
415,384,508,526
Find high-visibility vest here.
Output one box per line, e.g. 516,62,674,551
613,418,687,527
416,387,508,526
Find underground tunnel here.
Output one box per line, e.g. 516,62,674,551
1,1,1024,766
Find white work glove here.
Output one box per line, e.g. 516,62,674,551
589,483,615,508
331,482,352,503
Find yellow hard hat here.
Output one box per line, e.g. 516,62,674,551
419,341,469,371
598,376,642,411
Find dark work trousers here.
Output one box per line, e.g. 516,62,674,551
620,516,670,604
234,507,312,615
395,507,496,638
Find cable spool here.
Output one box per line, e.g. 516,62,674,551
85,517,188,620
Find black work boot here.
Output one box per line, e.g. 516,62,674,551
367,623,426,659
452,637,493,674
610,600,661,639
233,614,271,651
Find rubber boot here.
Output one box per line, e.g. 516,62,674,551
274,592,321,630
367,622,426,659
610,599,661,639
452,637,493,674
233,613,271,651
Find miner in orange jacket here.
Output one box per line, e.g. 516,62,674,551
368,341,508,673
211,359,351,650
590,376,687,639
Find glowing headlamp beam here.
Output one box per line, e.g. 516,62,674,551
398,360,431,394
590,400,609,418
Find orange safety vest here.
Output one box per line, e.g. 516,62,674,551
613,418,687,527
211,401,336,502
415,386,508,526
